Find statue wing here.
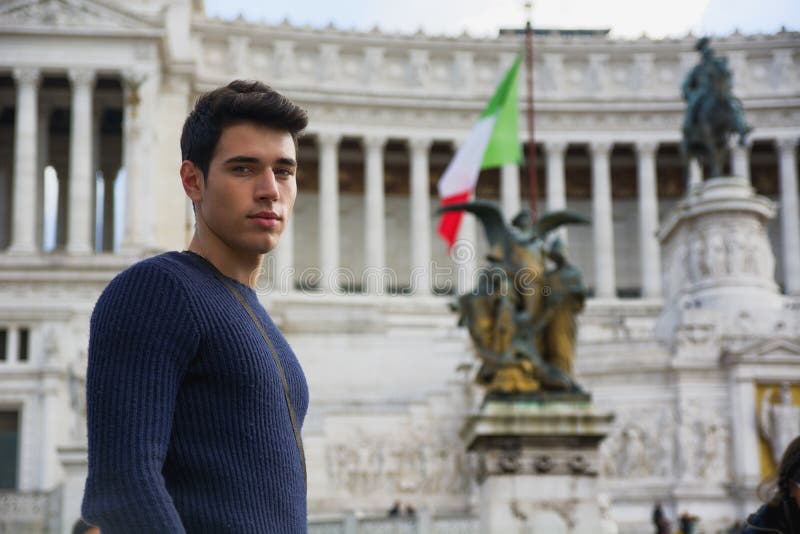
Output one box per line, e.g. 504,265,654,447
531,210,590,239
438,200,510,249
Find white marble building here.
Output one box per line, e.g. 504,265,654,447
0,0,799,532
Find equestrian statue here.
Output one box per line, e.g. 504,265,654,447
681,36,752,179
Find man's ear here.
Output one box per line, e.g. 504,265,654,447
180,160,204,203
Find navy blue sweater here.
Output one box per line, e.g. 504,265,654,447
82,251,309,533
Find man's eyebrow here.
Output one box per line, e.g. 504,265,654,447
276,157,297,167
222,155,297,167
223,155,261,165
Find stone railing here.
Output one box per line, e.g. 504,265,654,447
0,489,61,534
308,513,479,534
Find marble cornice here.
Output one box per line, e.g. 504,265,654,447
193,17,799,56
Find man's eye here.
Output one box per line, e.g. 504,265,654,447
233,166,251,174
275,168,294,177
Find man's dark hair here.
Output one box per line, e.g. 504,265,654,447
72,519,96,534
180,80,308,177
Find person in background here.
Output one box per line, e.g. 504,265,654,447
388,501,401,517
742,435,800,533
72,518,99,534
652,501,670,534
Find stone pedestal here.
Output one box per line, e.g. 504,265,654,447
655,177,798,524
657,176,781,339
461,399,615,534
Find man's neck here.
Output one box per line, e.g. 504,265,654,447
187,234,263,288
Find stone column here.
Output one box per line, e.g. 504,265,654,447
729,377,762,494
363,135,387,294
37,105,50,251
731,140,751,182
545,140,568,243
8,68,40,254
688,159,703,189
409,137,433,295
120,72,153,254
101,165,117,252
590,141,616,299
777,137,800,295
318,132,341,291
545,141,567,213
66,68,96,255
500,163,520,220
636,141,661,298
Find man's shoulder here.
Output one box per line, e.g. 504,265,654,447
101,251,201,302
115,251,198,282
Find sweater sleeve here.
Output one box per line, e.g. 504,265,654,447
81,261,200,533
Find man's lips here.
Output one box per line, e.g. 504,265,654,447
248,211,281,228
248,211,281,220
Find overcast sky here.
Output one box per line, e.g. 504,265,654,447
204,0,799,39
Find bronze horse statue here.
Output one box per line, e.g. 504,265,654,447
681,37,752,180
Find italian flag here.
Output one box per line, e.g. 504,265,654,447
437,53,523,250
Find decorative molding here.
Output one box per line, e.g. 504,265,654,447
0,0,155,31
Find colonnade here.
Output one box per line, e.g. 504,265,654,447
3,68,139,256
305,132,799,297
2,71,798,297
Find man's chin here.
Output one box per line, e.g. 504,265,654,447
254,236,280,255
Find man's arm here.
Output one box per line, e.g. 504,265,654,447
81,261,199,533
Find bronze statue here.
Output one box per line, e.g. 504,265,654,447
440,201,589,396
681,37,752,179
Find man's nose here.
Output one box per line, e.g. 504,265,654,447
255,169,279,200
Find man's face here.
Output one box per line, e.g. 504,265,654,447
193,122,297,256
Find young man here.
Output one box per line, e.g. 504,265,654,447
81,81,309,533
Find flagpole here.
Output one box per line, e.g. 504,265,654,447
524,1,538,218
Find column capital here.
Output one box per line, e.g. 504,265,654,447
776,136,799,154
317,131,342,148
589,140,613,157
407,136,433,153
12,67,41,87
363,134,387,151
729,137,754,150
543,140,568,156
68,68,96,88
634,140,659,157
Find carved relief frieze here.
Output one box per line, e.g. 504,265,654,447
600,407,677,479
362,47,385,86
227,36,250,77
685,222,774,284
541,53,564,97
273,40,296,78
631,53,655,95
318,43,340,83
407,49,431,88
326,426,473,496
771,49,795,90
451,51,475,93
677,413,730,481
602,404,735,483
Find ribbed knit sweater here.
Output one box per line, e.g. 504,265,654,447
82,251,309,533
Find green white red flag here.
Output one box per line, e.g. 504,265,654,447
437,53,523,250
